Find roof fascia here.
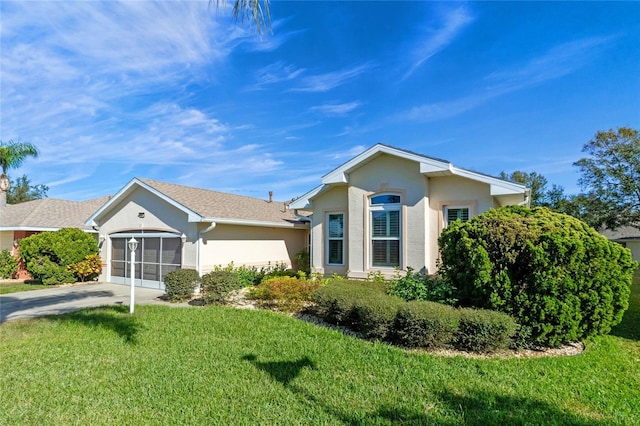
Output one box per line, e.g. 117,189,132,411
85,178,203,226
0,226,97,233
288,184,327,210
448,166,528,196
323,144,451,184
201,217,309,229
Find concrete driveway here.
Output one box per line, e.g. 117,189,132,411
0,283,166,323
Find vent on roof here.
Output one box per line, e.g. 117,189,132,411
269,191,273,203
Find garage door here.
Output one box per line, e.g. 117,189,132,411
110,233,182,290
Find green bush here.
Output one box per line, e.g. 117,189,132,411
392,301,460,349
311,280,387,326
19,228,99,284
439,206,638,347
355,295,405,340
67,254,102,282
295,249,310,275
386,267,456,304
455,308,517,352
164,269,200,302
29,256,76,285
0,249,18,279
248,276,320,312
201,271,244,305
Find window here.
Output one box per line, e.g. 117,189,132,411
326,213,344,265
370,194,401,268
444,206,470,227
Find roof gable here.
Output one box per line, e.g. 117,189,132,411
86,178,304,228
289,143,529,209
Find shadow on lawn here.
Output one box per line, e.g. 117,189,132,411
432,387,603,426
242,354,605,425
49,305,142,343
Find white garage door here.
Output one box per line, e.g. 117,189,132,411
110,233,182,290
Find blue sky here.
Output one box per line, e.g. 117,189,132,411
1,1,639,202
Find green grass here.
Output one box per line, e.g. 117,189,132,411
0,280,52,294
1,273,639,425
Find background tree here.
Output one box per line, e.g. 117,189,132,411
574,127,640,230
7,175,48,204
0,139,39,205
499,170,548,207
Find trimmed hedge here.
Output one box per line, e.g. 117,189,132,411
456,308,518,352
312,280,517,352
201,271,244,305
392,301,459,349
439,206,638,347
164,269,200,302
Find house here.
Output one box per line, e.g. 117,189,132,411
85,178,309,289
601,226,640,262
289,144,530,278
0,196,110,278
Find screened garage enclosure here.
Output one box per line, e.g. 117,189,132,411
110,233,182,290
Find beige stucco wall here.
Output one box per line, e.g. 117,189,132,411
427,175,495,271
200,223,307,273
310,155,511,277
94,188,198,282
347,154,429,278
309,185,348,276
0,231,13,252
94,186,307,282
624,241,640,263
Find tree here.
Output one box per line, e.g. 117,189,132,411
215,0,271,34
7,175,48,204
499,170,548,206
574,127,640,231
0,139,39,199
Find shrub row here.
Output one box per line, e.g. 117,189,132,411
164,269,201,302
312,281,517,352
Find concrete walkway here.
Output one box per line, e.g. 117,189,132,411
0,282,166,323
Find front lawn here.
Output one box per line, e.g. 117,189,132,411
0,280,54,294
1,273,638,425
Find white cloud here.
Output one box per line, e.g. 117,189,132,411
399,36,614,122
291,63,375,93
402,5,474,80
310,101,362,116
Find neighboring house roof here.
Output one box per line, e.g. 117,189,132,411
86,178,307,228
289,143,530,209
0,196,111,232
601,226,640,241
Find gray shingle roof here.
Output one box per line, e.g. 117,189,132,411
0,196,110,230
138,178,303,225
601,226,640,240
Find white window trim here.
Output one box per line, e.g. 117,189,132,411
369,193,402,269
326,212,345,266
443,205,472,228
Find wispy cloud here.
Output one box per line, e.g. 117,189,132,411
400,36,614,122
291,63,375,93
253,61,306,88
402,5,474,80
310,101,362,116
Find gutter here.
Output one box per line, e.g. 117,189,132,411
196,222,217,290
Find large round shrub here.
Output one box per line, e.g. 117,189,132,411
19,228,99,284
438,206,638,347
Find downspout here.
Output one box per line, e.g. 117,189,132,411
518,189,531,207
197,222,217,291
